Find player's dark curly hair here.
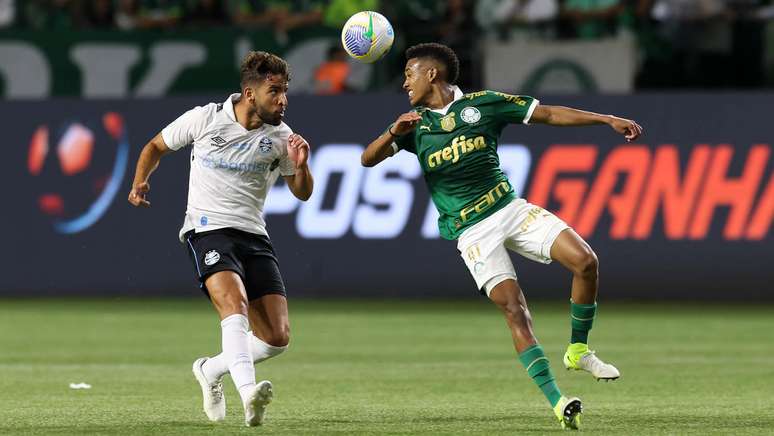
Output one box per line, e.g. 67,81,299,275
240,51,290,90
405,43,459,85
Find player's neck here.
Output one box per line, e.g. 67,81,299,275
234,98,263,130
424,84,456,110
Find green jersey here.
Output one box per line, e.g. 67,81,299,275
392,89,538,240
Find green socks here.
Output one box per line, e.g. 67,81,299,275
515,302,597,408
518,344,562,407
570,300,597,344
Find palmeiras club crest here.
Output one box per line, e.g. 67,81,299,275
460,107,481,124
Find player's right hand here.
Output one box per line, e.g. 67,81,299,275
128,182,151,207
392,112,422,136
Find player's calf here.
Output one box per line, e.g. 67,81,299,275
500,302,537,348
249,333,288,363
488,279,537,347
490,281,577,425
250,323,290,348
247,294,291,347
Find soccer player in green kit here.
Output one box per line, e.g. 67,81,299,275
361,43,643,430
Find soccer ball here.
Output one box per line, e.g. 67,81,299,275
341,11,394,63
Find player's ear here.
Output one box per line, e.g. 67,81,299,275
427,67,437,83
243,86,256,104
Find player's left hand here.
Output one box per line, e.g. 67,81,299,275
287,133,310,168
609,116,643,142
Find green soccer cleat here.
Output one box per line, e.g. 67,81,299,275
564,343,620,381
553,396,582,430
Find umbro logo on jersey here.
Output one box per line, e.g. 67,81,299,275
210,136,227,147
420,125,431,131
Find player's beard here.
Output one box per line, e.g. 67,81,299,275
257,105,283,126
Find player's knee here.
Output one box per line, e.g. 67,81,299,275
217,294,248,318
510,314,536,344
266,324,290,347
572,249,598,280
502,302,533,332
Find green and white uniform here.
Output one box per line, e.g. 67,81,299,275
390,87,569,294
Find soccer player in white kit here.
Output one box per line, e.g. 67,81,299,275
127,51,313,426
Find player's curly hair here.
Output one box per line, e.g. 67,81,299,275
405,43,459,85
240,51,290,90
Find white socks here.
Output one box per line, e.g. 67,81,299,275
201,315,288,405
250,335,287,364
217,314,256,405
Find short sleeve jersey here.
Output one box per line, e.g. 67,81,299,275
161,93,296,241
392,89,538,240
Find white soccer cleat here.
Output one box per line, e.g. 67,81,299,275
192,357,226,422
564,349,620,380
244,380,273,427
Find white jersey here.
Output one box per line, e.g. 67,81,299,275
161,93,296,241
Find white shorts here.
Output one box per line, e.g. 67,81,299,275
456,198,569,296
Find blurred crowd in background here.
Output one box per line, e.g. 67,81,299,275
0,0,772,90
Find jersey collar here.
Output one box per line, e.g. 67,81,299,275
223,93,241,123
224,93,269,133
428,86,464,116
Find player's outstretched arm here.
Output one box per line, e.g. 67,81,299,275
283,133,314,201
530,105,643,142
128,133,173,207
361,111,421,167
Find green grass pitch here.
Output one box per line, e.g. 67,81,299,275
1,298,772,435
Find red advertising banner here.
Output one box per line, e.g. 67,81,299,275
3,94,772,299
